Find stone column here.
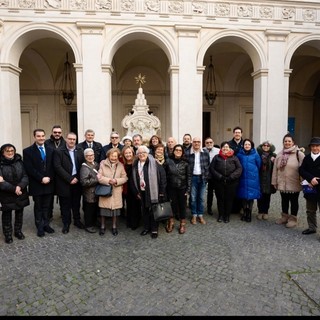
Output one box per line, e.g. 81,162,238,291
76,22,111,144
0,63,23,152
264,30,290,151
175,25,202,142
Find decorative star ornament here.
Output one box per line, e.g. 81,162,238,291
135,73,146,88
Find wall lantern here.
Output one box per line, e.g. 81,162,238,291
204,55,217,106
60,53,74,105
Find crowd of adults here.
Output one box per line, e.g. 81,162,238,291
0,125,319,244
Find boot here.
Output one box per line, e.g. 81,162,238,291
165,218,175,233
179,219,186,234
286,215,297,228
276,213,289,225
245,209,252,222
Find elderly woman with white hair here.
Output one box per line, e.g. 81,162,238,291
80,148,100,233
130,145,167,239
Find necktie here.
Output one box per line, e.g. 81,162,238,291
39,146,46,161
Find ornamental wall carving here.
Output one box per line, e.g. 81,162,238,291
0,0,319,25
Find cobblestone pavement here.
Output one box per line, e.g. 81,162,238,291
0,192,320,316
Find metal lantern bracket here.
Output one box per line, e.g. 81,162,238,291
205,55,217,106
60,53,74,105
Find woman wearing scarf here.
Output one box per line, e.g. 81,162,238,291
256,141,277,220
0,144,30,244
237,139,262,222
209,141,242,223
272,133,305,228
130,145,167,239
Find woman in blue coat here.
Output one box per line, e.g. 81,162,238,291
237,139,261,222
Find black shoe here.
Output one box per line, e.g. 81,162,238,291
223,218,230,223
112,228,118,236
302,228,316,235
5,236,13,244
151,232,158,239
217,216,222,223
37,230,45,237
208,210,213,216
140,230,149,236
62,225,69,234
44,226,55,234
74,221,85,229
85,227,97,234
14,231,25,240
131,226,138,231
99,228,105,236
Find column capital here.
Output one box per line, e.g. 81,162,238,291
0,63,22,76
76,22,105,34
265,29,290,41
175,25,201,37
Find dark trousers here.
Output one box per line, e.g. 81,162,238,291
2,209,23,237
125,193,141,229
170,187,187,220
83,201,98,227
59,184,82,227
215,182,238,219
33,194,53,232
141,191,158,233
280,191,300,216
207,179,215,212
306,198,319,231
257,193,272,214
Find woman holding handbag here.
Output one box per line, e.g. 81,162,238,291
130,145,167,239
97,147,127,236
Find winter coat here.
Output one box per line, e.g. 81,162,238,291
165,157,190,193
299,153,320,200
257,143,277,194
237,148,261,200
98,159,127,210
272,146,304,193
53,146,83,197
209,153,242,186
0,154,30,210
80,161,100,203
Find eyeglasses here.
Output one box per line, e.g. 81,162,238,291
86,154,94,156
193,141,201,143
175,149,183,152
263,144,270,147
111,136,119,139
4,149,14,153
138,152,147,155
205,141,213,144
53,131,62,134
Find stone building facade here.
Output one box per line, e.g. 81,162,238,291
0,0,320,152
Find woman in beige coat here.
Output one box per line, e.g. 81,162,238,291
272,133,305,228
97,147,128,236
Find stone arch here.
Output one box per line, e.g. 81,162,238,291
197,29,266,71
102,25,177,66
1,23,81,66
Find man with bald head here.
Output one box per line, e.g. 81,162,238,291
165,137,177,159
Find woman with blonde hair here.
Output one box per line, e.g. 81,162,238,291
97,147,128,236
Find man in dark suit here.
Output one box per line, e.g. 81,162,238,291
53,132,85,234
76,129,103,164
23,129,55,237
45,124,66,220
100,131,124,162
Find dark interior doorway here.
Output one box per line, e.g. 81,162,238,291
203,112,211,147
69,111,78,143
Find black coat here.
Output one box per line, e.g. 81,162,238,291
0,154,30,210
23,143,55,196
53,146,83,197
165,157,190,192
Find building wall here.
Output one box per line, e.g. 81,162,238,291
0,0,319,152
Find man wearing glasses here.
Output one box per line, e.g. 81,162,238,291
100,131,124,162
53,132,85,234
45,125,66,220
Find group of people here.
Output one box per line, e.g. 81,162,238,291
0,124,319,244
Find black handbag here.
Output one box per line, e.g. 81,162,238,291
95,184,112,197
95,164,117,197
152,201,173,222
